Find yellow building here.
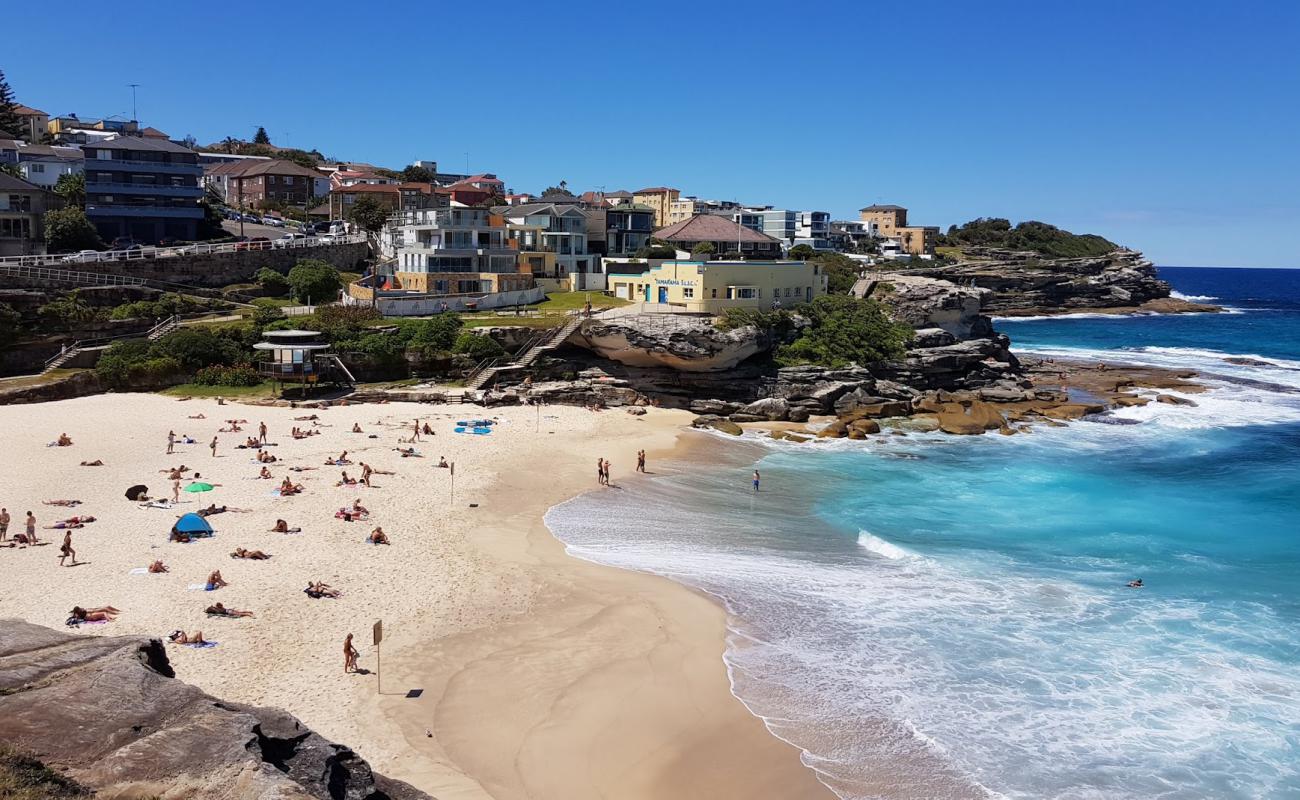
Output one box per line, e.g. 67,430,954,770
858,204,909,237
607,260,827,314
898,225,940,256
632,186,681,227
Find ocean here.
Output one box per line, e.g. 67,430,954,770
546,267,1300,799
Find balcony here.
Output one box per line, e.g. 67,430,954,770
85,203,204,219
83,157,202,175
83,182,202,197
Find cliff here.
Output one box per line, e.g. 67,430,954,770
570,312,781,372
903,247,1219,316
0,619,429,800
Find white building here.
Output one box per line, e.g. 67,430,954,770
14,143,84,189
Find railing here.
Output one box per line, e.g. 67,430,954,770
0,234,367,268
41,314,179,371
0,263,146,286
83,157,202,171
84,182,202,196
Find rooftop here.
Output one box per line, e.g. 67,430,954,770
859,204,907,212
634,187,678,194
0,172,46,193
87,134,196,155
13,105,47,116
655,214,782,244
209,158,325,179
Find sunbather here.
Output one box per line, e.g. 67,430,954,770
304,581,341,599
258,466,273,479
148,560,169,573
168,630,208,645
367,527,389,545
205,570,228,590
269,519,301,533
205,602,253,618
69,605,119,622
230,547,270,560
80,460,104,467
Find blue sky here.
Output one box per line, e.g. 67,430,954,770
7,0,1298,267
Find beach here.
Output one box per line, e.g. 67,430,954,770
0,393,832,799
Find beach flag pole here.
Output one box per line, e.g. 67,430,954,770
450,462,455,505
373,619,383,694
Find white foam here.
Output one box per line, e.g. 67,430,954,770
1170,290,1219,302
857,530,914,560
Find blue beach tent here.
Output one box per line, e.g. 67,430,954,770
171,513,214,538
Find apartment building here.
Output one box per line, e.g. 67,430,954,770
11,105,49,143
667,196,740,225
858,204,937,256
327,182,435,220
386,206,530,295
82,135,203,244
586,203,655,257
0,172,56,256
632,186,680,227
206,159,331,209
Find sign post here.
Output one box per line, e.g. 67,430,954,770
373,620,383,694
450,462,455,505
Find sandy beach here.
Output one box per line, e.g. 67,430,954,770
0,393,832,799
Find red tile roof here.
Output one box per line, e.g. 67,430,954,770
12,105,46,116
655,215,781,244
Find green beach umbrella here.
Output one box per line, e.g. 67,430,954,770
183,482,215,493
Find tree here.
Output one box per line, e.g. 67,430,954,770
0,163,20,179
37,290,96,328
541,180,574,197
197,201,226,240
53,172,86,208
250,298,285,326
347,194,390,233
809,252,863,295
286,259,343,304
634,244,678,259
255,267,290,296
0,70,22,137
253,126,271,145
690,242,715,257
0,302,22,347
788,244,815,261
452,331,505,360
400,165,434,183
44,207,103,253
775,295,912,368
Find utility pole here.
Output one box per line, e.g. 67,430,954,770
128,84,139,122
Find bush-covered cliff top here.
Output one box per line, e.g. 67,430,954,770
938,218,1117,259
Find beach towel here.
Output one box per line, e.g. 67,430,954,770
187,583,216,591
139,501,175,510
185,641,218,648
129,567,149,575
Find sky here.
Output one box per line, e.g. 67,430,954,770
6,0,1298,267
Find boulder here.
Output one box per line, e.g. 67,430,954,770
1040,403,1106,420
817,420,849,438
572,314,774,372
1155,394,1198,406
842,401,913,420
847,419,881,439
738,397,790,421
934,400,1006,435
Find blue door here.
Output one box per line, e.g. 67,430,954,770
645,285,652,301
658,287,669,303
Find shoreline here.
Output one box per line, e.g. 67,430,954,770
0,394,833,800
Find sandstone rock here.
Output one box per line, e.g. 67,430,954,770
849,418,881,436
934,400,1006,435
817,420,849,438
1113,395,1151,407
1155,394,1198,406
1040,403,1105,420
0,620,427,800
689,398,740,415
738,397,790,421
573,314,774,372
787,406,812,423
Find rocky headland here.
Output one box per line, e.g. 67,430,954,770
0,619,428,800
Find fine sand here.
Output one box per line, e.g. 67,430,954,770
0,394,833,799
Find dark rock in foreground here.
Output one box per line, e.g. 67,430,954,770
0,619,429,800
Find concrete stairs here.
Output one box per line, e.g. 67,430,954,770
463,315,583,391
41,315,180,374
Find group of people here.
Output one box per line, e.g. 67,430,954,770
0,508,39,547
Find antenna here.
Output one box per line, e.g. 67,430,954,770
128,84,140,122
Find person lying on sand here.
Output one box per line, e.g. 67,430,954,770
288,466,317,472
80,460,104,467
269,519,301,534
70,605,119,622
43,500,82,507
168,630,207,645
44,521,84,529
258,466,273,480
187,413,206,419
205,570,228,590
304,581,341,599
230,547,270,560
148,560,169,573
160,465,190,474
367,527,389,545
338,471,357,487
394,447,420,458
294,414,319,421
205,602,253,618
196,504,228,517
171,530,192,544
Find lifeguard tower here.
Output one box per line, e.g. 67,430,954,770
254,329,355,395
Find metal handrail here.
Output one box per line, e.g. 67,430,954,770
0,234,367,268
41,314,180,369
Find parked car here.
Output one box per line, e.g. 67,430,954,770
263,217,286,228
243,214,263,224
274,233,307,248
61,250,101,263
235,237,272,252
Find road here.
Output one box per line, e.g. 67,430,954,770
221,219,303,240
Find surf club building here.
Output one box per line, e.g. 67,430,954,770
606,260,827,314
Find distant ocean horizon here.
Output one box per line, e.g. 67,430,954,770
547,266,1300,799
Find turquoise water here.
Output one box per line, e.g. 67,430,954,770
547,267,1300,799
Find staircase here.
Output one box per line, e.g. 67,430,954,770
463,315,584,391
41,315,179,374
324,354,357,387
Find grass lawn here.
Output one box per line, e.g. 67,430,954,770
534,290,628,313
934,246,966,261
160,381,277,399
0,368,83,390
458,314,566,329
0,746,91,799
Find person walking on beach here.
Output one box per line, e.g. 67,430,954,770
25,511,36,543
258,421,268,444
596,457,604,486
752,469,761,492
343,633,359,673
59,530,77,566
167,430,175,455
0,507,9,541
636,450,646,473
209,436,218,458
412,419,421,442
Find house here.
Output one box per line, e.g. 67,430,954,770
858,204,938,256
327,182,435,219
505,193,535,206
632,187,680,227
828,219,878,252
586,203,655,257
11,105,49,142
0,172,57,256
446,173,505,194
47,114,140,142
206,159,330,209
654,214,784,259
15,143,84,188
794,211,832,249
82,135,203,244
384,205,530,296
499,203,600,288
607,260,827,312
0,139,18,164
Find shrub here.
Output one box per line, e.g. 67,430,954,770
452,331,505,360
775,296,912,368
405,314,463,354
192,364,261,386
250,298,284,326
151,328,244,371
788,244,815,261
286,260,342,304
255,268,289,296
44,207,102,253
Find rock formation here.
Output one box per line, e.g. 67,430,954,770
570,313,777,372
902,247,1220,316
0,619,428,800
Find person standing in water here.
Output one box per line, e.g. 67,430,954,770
752,469,761,492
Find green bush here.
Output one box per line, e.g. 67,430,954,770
192,364,261,386
452,331,505,360
286,260,343,304
775,296,912,368
404,314,463,354
151,328,245,371
939,217,1117,258
255,268,290,296
250,298,284,325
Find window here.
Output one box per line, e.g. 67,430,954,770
683,287,694,298
95,149,112,160
711,288,717,298
29,163,45,173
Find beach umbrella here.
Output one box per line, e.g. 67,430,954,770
183,482,215,493
125,484,149,500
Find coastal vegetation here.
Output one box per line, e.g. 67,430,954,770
937,218,1117,258
720,295,913,369
285,260,343,304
